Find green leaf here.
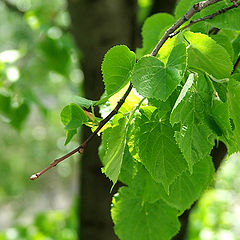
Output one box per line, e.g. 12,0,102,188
39,36,71,75
73,96,97,108
112,187,180,240
61,103,88,130
185,31,233,79
0,93,11,117
132,43,186,101
131,156,214,212
10,102,30,130
64,129,77,145
227,77,240,153
118,146,137,186
130,163,166,203
159,156,214,212
138,13,175,56
101,117,128,187
210,34,234,61
102,45,136,96
131,108,187,191
211,97,232,137
171,73,214,171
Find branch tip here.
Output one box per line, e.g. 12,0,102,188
30,173,39,180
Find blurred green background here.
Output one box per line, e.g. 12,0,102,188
0,0,240,239
0,0,80,239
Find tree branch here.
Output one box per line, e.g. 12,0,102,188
30,0,231,180
169,2,240,38
30,83,133,180
151,0,223,56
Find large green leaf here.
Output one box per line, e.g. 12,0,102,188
60,103,88,130
131,108,187,191
210,34,234,61
130,156,214,212
132,43,186,101
101,117,128,187
112,187,180,240
185,31,233,79
159,156,214,212
102,45,136,96
170,73,214,172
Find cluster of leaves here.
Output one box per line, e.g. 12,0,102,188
61,0,240,239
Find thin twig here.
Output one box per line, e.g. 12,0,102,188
30,0,229,180
232,55,240,74
169,2,240,38
30,83,133,180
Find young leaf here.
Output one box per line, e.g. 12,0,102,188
61,103,88,130
185,31,233,80
101,117,128,188
132,43,186,101
112,187,180,240
64,129,77,145
73,96,97,108
171,73,214,171
102,45,136,96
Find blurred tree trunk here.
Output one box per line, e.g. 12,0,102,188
67,0,137,239
150,0,178,15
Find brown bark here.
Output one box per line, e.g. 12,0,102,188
67,1,137,239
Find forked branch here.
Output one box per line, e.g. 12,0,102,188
169,2,240,38
30,0,237,180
